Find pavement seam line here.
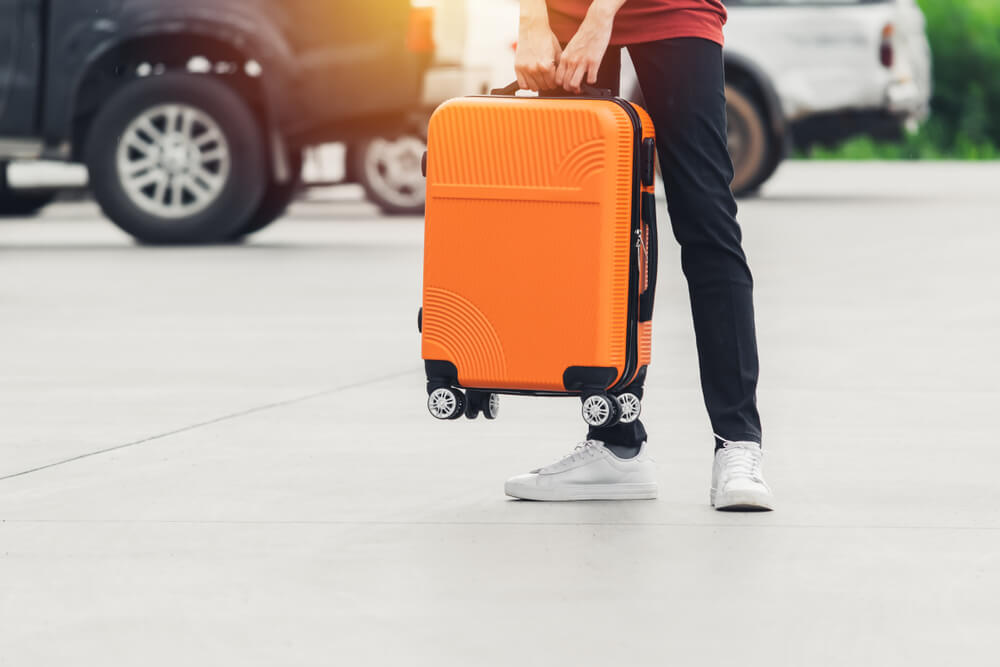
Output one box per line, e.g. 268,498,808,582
0,368,420,483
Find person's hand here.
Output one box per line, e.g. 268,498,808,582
515,19,562,91
555,6,615,93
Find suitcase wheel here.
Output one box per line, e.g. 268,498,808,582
464,391,500,420
616,393,642,424
428,387,465,420
483,393,500,420
581,393,621,427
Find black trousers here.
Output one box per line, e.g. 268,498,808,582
583,38,762,452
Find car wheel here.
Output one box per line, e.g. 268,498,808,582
741,149,784,199
349,135,426,215
231,149,303,239
725,85,770,197
85,72,266,244
0,163,55,217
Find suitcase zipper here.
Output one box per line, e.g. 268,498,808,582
606,98,643,393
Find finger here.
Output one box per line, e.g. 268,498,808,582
541,62,558,90
549,40,564,89
554,58,569,88
558,57,580,91
518,65,535,91
568,61,587,93
523,71,540,92
586,60,600,86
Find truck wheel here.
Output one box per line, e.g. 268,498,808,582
349,135,426,215
0,163,55,217
85,72,266,244
725,85,770,198
231,149,303,238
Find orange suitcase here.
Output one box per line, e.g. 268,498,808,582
420,83,658,427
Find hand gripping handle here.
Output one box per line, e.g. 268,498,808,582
489,81,614,98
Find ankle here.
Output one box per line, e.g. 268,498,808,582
714,435,762,452
603,441,643,459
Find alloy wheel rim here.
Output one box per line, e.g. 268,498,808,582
428,388,457,418
582,396,610,425
116,103,231,219
363,136,427,209
617,393,641,423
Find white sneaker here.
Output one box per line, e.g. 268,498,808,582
505,440,658,501
711,441,774,511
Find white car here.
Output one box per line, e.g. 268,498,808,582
444,0,932,195
625,0,931,194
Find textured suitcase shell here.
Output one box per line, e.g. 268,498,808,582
422,95,654,394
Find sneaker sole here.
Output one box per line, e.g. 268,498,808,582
711,488,774,511
505,482,658,502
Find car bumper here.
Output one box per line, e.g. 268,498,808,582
886,79,930,121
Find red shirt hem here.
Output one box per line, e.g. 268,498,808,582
548,4,725,47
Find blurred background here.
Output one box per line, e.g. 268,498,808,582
1,0,995,242
3,3,1000,662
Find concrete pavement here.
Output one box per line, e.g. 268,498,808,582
2,163,999,665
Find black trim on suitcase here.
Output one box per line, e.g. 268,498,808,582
427,356,591,397
428,360,635,397
606,97,643,393
425,360,458,390
630,365,648,391
639,192,658,322
641,138,656,188
563,366,619,393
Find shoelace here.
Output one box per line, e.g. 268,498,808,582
539,440,604,473
718,441,764,482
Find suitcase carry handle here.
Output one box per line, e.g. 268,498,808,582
639,191,658,322
489,81,614,98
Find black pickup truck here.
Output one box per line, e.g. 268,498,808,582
0,0,431,243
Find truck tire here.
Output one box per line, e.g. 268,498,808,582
85,73,266,244
725,85,771,197
0,163,55,217
349,135,426,215
231,149,303,239
744,143,784,196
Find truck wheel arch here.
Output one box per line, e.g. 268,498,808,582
68,25,296,177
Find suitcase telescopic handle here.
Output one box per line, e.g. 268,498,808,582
489,81,614,98
639,191,658,322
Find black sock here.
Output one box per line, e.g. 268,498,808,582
715,437,762,452
588,420,647,459
603,441,643,459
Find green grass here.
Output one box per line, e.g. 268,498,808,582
802,120,999,161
